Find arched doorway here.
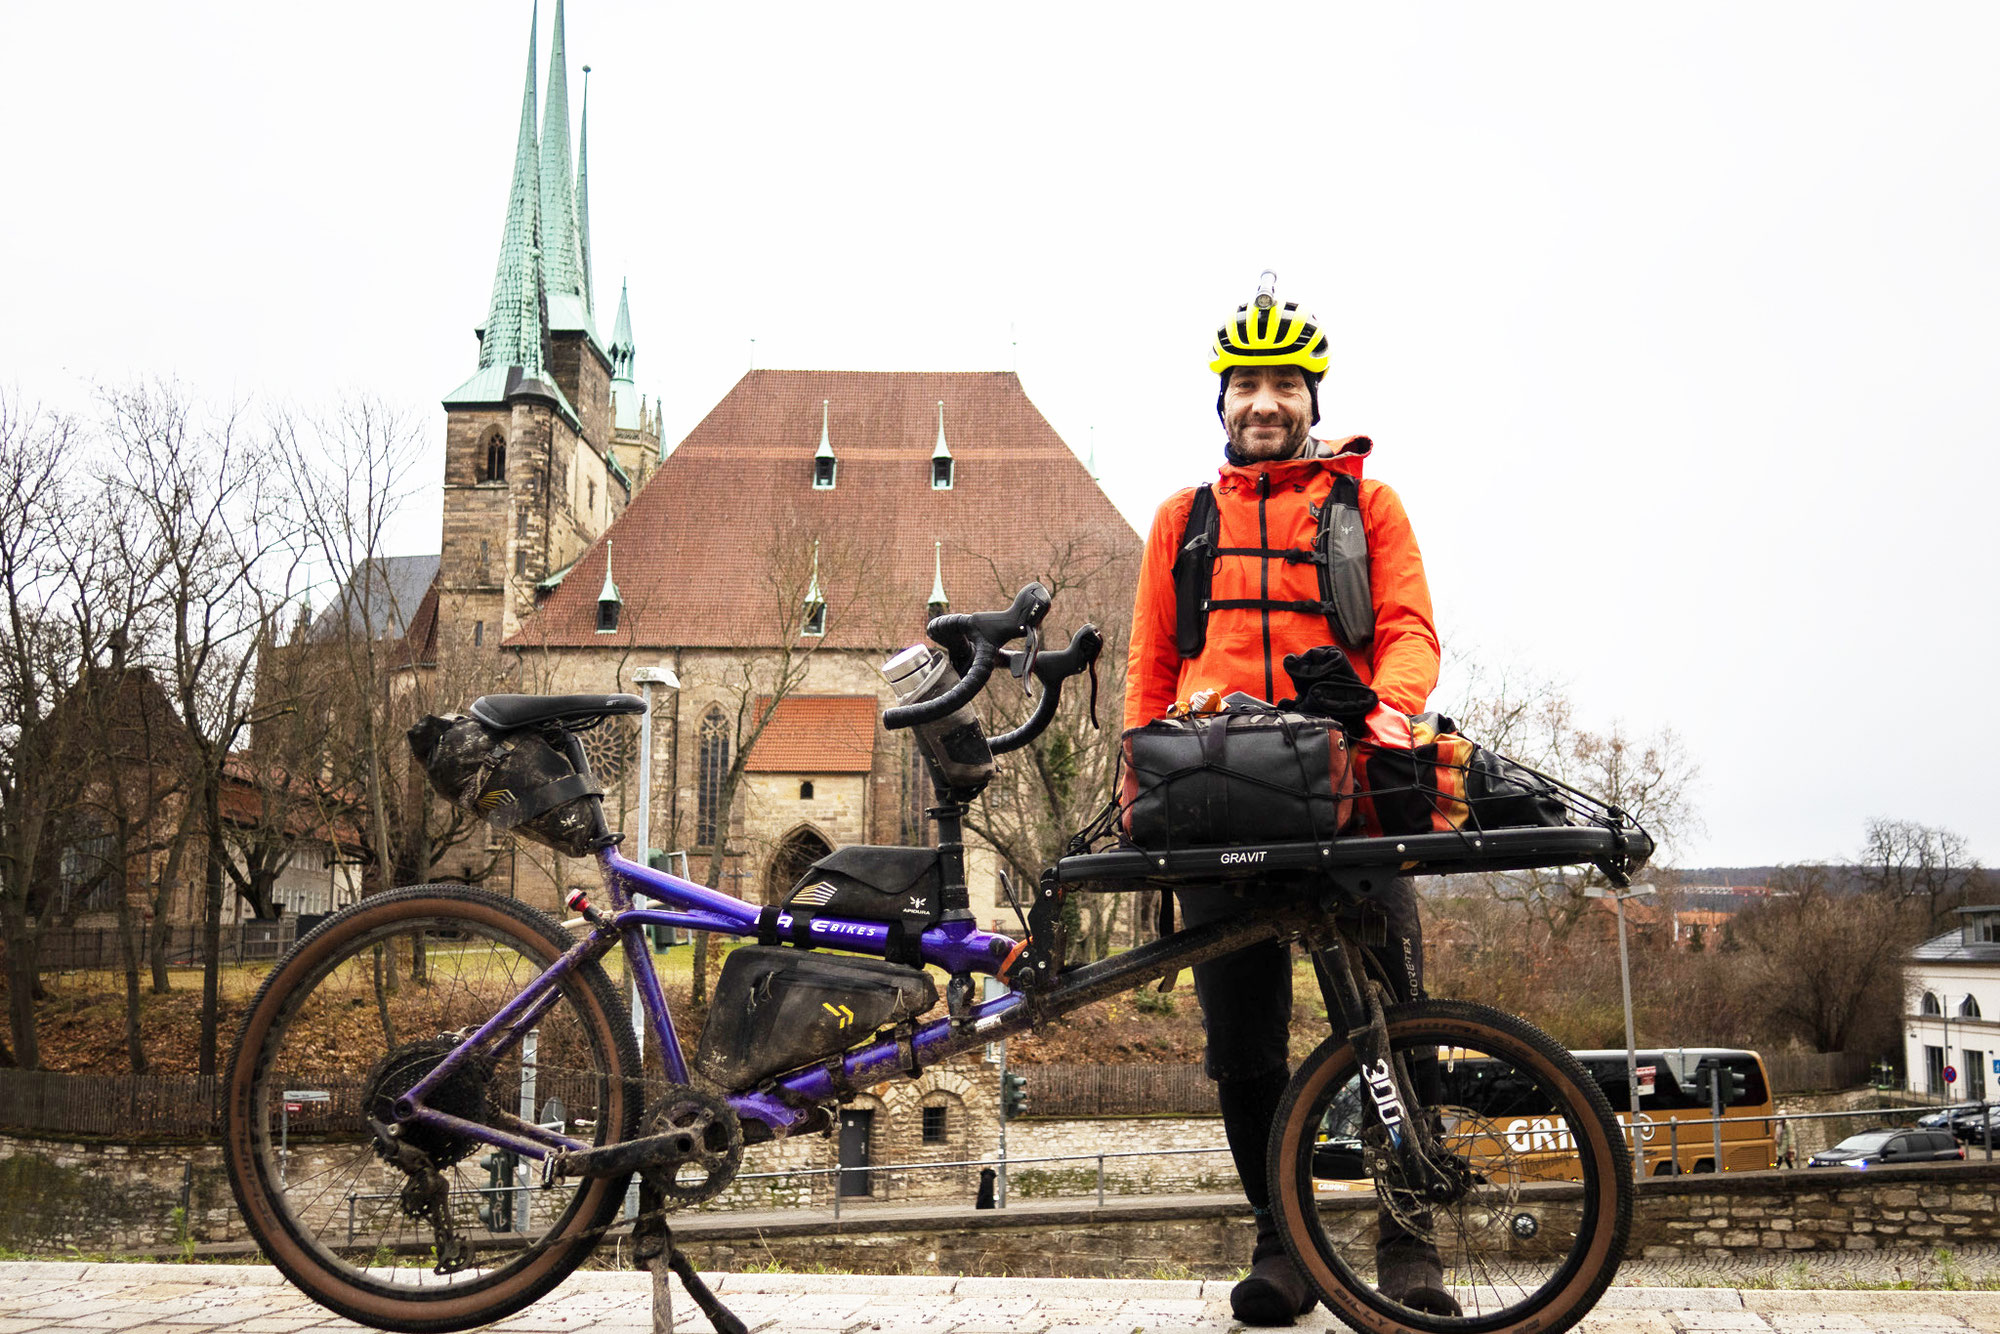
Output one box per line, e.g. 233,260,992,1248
764,825,833,905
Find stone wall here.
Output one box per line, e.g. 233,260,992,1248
1628,1160,2000,1259
1004,1116,1233,1197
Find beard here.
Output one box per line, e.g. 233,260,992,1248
1225,412,1313,462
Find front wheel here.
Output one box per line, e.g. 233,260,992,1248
1269,999,1631,1334
224,884,641,1333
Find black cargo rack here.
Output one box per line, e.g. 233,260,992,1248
1056,824,1653,887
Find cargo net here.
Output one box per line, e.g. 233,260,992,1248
1070,712,1643,857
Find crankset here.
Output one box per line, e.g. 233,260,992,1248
554,1083,743,1209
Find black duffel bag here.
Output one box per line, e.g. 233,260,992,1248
1118,704,1355,849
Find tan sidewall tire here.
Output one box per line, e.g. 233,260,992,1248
1271,1000,1630,1334
224,885,638,1334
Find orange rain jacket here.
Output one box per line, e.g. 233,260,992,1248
1125,437,1440,730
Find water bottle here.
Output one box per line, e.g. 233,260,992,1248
880,645,996,791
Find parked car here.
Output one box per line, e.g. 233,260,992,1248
1916,1102,1978,1130
1806,1128,1964,1168
1946,1105,2000,1144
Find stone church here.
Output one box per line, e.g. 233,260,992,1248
402,1,1140,922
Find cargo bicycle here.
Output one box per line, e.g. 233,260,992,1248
224,584,1650,1334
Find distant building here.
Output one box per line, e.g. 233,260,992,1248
1903,907,2000,1101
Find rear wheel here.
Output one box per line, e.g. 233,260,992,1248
224,885,639,1333
1270,999,1631,1334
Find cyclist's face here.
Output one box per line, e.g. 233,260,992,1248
1223,365,1313,461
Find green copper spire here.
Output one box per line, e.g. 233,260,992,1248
476,2,547,376
610,278,634,379
539,0,583,305
576,65,595,318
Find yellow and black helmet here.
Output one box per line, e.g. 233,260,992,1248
1211,272,1330,377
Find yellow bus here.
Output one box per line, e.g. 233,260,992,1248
1313,1046,1776,1192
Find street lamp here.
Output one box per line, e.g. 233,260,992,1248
1584,881,1656,1182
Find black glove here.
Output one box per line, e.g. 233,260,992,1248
1278,646,1378,732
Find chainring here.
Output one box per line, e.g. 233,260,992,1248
638,1084,743,1208
361,1036,496,1169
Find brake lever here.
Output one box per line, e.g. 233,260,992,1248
1012,627,1040,693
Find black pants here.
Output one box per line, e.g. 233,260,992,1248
1178,878,1425,1218
1178,878,1425,1083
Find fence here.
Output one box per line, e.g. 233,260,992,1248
29,918,297,974
0,1070,223,1138
1764,1048,1872,1094
1020,1063,1217,1118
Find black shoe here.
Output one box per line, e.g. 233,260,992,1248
1231,1232,1318,1326
1376,1239,1462,1317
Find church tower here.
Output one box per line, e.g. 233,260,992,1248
438,0,643,648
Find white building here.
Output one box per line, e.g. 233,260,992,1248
1903,905,2000,1100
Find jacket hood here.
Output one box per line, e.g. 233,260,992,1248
1217,435,1372,489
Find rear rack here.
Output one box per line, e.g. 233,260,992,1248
1056,824,1653,887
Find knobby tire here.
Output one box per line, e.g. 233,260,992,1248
1270,998,1632,1334
223,884,640,1333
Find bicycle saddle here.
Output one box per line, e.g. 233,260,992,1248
471,693,646,732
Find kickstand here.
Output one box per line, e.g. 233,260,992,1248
635,1178,747,1334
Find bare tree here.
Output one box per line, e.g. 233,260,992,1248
674,518,895,1005
959,534,1138,961
0,392,98,1067
1859,818,1982,935
1730,863,1921,1055
102,382,300,1077
1445,657,1702,940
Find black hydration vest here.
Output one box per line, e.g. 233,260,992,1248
1170,470,1375,659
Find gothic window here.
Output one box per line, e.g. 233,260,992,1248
697,708,729,848
1963,996,1983,1020
932,456,953,490
813,457,836,489
482,432,507,482
799,780,814,801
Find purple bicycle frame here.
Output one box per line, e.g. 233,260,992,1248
396,843,1028,1161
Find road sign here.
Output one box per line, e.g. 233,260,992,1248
1944,1065,1959,1084
282,1090,331,1102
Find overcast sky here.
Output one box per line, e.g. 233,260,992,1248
4,3,1995,869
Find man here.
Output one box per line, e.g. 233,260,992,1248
1124,276,1448,1323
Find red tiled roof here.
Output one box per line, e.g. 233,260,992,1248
743,695,879,773
507,370,1141,650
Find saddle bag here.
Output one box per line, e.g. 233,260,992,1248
693,946,938,1088
407,714,605,858
1118,706,1355,849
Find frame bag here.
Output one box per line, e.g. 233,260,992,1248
694,946,938,1088
1119,706,1355,849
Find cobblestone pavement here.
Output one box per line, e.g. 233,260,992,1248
2,1260,1999,1334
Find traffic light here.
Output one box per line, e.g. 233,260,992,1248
477,1149,517,1232
1002,1072,1028,1120
1695,1065,1751,1109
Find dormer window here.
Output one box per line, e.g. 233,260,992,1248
931,399,953,490
597,600,620,633
802,601,826,636
596,540,621,634
813,398,837,489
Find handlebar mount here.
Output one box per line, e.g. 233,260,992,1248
880,582,1101,758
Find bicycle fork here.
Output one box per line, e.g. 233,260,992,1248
1311,931,1470,1213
